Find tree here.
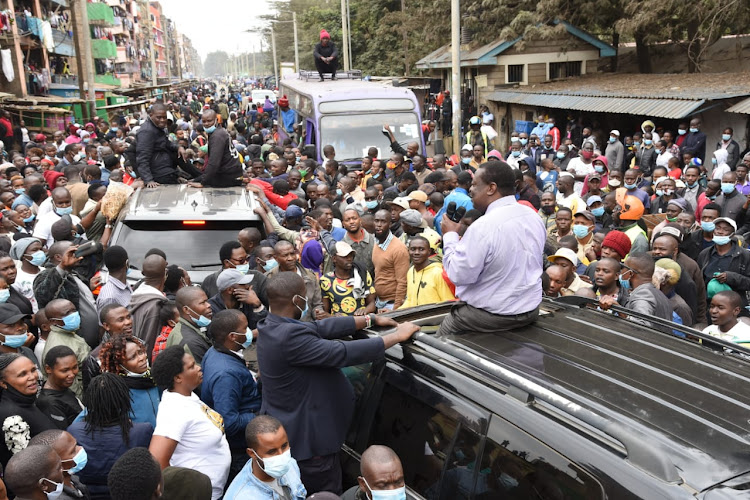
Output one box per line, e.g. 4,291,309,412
203,51,230,78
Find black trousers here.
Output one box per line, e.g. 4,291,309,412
297,453,342,495
315,59,337,78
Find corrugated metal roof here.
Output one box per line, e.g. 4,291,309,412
485,90,706,119
726,97,750,114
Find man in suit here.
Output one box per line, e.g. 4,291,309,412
256,272,418,496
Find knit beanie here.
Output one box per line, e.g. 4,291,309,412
320,29,330,40
601,230,631,260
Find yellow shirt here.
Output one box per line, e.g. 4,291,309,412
399,262,456,309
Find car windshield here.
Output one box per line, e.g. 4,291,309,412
115,221,252,271
320,112,421,161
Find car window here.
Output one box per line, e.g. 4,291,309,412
474,415,604,499
367,377,482,500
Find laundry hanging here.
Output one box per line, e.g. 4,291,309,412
1,49,14,82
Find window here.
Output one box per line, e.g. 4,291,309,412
475,416,604,499
508,64,524,83
549,61,582,80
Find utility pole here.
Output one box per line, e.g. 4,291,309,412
162,16,172,82
451,0,461,154
340,0,350,71
270,30,278,86
292,12,299,73
401,0,408,75
71,0,96,120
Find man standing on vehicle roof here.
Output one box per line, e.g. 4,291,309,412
439,161,546,336
314,30,338,81
189,110,243,188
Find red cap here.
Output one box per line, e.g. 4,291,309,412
320,29,330,40
34,133,46,142
278,95,289,107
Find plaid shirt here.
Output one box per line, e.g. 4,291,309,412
151,325,173,363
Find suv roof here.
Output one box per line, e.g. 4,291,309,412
119,185,261,221
382,298,750,493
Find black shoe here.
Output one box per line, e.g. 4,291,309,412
331,75,337,80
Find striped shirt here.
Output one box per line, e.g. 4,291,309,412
96,275,132,316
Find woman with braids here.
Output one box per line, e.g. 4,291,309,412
0,353,55,468
67,373,153,500
36,345,84,429
99,334,160,427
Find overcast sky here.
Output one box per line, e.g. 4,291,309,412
156,0,275,60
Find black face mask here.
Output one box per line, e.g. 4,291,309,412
542,205,555,215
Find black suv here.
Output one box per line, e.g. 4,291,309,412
340,298,750,499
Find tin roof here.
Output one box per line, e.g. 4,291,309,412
727,96,750,114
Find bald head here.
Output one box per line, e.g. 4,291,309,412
51,187,71,204
359,445,404,494
142,254,167,279
44,299,75,320
175,286,206,312
202,109,216,121
267,271,305,304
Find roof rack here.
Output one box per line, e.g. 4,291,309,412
552,295,750,359
298,70,363,81
414,331,682,483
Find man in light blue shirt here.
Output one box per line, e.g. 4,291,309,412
435,171,474,235
224,415,307,500
439,161,546,336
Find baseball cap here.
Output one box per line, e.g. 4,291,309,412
610,130,620,137
713,217,737,232
655,224,683,243
216,269,254,291
574,210,596,224
334,241,355,257
406,191,428,203
388,197,410,211
547,248,579,267
0,303,31,325
469,116,481,125
586,195,602,206
285,205,304,218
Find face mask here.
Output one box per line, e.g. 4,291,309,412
608,179,621,187
655,189,664,197
1,332,26,348
618,273,631,290
701,221,715,232
594,165,604,173
709,194,717,200
541,205,555,215
520,138,528,146
234,263,249,275
686,181,698,188
54,206,73,216
254,448,293,479
690,127,699,133
461,157,471,164
28,250,46,267
14,188,24,195
64,446,88,475
336,188,343,196
40,478,64,500
711,158,718,165
205,124,217,134
60,311,81,331
366,200,378,210
0,289,9,304
572,224,590,239
713,235,731,246
186,306,211,328
556,152,565,159
581,150,593,160
678,128,687,135
232,327,253,349
293,294,308,317
363,477,407,500
644,139,653,146
23,214,35,223
722,134,731,141
511,150,521,158
73,153,84,162
721,182,735,194
498,472,519,490
624,182,637,190
262,258,278,272
591,206,605,217
633,141,641,147
609,137,616,143
298,168,308,177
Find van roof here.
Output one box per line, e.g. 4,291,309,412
279,75,416,103
387,299,750,492
120,185,261,221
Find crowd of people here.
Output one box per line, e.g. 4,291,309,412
0,77,744,499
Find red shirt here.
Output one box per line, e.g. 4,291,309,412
250,178,298,210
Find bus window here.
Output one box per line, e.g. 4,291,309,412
306,119,316,145
320,112,421,162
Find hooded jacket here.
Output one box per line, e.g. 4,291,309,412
128,285,168,356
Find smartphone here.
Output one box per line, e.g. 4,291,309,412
74,241,99,258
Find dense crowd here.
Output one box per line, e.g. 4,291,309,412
0,79,744,499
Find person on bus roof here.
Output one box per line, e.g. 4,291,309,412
314,30,338,81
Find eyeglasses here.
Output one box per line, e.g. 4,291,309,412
620,264,638,274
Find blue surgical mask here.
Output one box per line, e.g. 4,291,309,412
55,206,73,216
572,224,590,239
60,311,81,331
461,157,471,164
678,129,687,135
336,188,343,196
366,200,378,210
556,152,565,159
511,150,521,157
686,181,698,189
234,263,249,274
0,289,9,304
722,134,731,141
1,332,26,348
205,125,216,134
233,327,253,349
644,139,653,146
633,141,641,147
363,477,407,500
64,447,88,475
28,250,46,267
262,258,278,272
721,182,735,194
23,214,35,223
594,165,604,173
689,127,699,133
609,136,616,143
187,307,211,328
713,235,731,246
520,138,528,146
618,273,631,290
701,221,715,232
293,294,308,317
14,188,24,195
624,182,637,190
591,206,605,217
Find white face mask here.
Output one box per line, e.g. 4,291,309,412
40,478,64,499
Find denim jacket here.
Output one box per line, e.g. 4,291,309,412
224,457,307,500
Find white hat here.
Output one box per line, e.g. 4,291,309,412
461,144,472,152
558,171,574,179
610,130,620,137
547,248,579,267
